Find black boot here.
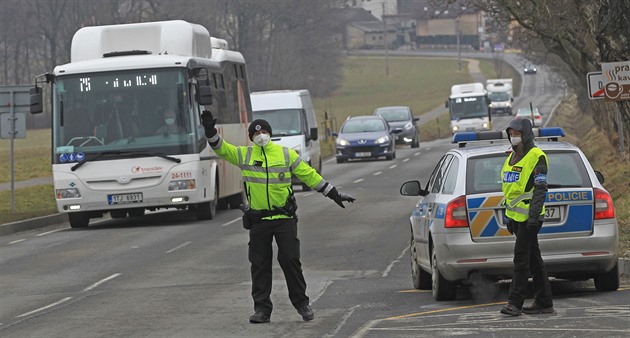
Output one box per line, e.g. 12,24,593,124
297,305,314,321
249,311,271,323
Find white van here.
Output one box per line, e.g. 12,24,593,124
251,90,321,191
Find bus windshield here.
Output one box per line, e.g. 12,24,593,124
449,95,489,120
253,109,304,136
52,68,194,163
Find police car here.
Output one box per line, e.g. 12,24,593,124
400,128,619,301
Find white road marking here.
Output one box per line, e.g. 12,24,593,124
414,152,422,156
82,273,122,292
389,165,397,169
382,246,409,278
16,297,72,318
373,171,382,176
221,218,241,227
403,158,410,162
9,239,26,244
166,241,192,253
325,305,362,338
37,227,70,236
353,178,364,183
302,192,316,197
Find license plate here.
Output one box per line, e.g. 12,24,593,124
355,152,371,157
544,206,562,222
108,193,143,205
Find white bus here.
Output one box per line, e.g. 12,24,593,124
445,82,492,134
29,20,252,228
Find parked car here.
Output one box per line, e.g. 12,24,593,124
516,107,543,127
332,115,400,163
373,106,420,148
524,64,538,74
400,128,619,301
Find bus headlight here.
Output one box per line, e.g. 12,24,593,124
168,179,196,191
56,188,81,199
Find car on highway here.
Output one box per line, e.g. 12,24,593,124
399,128,619,301
332,115,400,163
524,64,538,74
373,106,420,148
516,107,543,127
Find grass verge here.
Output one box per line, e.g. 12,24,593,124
0,185,57,224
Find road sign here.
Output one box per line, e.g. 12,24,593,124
601,61,630,102
587,72,605,100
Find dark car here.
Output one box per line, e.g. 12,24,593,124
332,115,400,163
373,106,420,148
524,64,537,74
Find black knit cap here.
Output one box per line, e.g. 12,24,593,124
248,119,273,141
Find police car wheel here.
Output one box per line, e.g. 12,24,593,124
410,232,431,290
431,249,457,301
594,263,619,291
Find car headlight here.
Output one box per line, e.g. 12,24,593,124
452,125,459,132
168,179,196,191
404,122,413,130
56,188,81,199
336,138,350,146
482,122,489,129
507,102,512,107
375,135,390,144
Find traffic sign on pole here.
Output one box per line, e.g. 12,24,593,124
602,61,630,102
587,72,605,100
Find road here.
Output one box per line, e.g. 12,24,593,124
1,52,628,337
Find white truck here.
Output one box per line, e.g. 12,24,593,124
445,83,491,134
29,20,253,228
251,90,321,191
486,79,513,115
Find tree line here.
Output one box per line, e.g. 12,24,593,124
0,0,344,127
1,0,628,156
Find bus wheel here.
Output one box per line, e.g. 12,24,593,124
128,208,145,217
68,212,90,228
196,184,218,220
110,210,127,218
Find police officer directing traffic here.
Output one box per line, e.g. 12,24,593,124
500,117,554,316
201,110,355,324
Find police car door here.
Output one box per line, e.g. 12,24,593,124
416,154,455,265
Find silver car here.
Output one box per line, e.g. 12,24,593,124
400,128,619,301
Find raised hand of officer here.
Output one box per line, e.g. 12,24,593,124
201,110,218,138
327,187,356,208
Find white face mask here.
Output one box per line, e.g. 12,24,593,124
165,118,175,126
254,133,271,147
510,136,522,146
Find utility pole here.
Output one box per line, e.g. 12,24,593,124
456,17,461,72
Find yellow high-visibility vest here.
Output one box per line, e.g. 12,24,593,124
501,147,547,222
213,138,326,219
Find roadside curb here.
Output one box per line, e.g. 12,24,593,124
0,213,67,236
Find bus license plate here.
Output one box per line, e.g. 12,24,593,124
108,193,143,205
544,206,562,222
355,152,371,157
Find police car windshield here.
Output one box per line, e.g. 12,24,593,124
465,151,592,194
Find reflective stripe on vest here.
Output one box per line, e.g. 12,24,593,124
501,147,547,222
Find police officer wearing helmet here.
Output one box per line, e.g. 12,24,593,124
500,117,554,316
201,111,355,324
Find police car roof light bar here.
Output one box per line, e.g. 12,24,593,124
453,127,565,147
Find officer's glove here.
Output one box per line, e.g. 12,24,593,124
526,217,540,232
506,219,514,235
201,110,218,138
327,187,355,208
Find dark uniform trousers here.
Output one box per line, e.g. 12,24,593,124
249,217,309,314
508,220,553,308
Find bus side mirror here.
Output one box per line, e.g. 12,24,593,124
196,83,213,105
30,87,43,114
